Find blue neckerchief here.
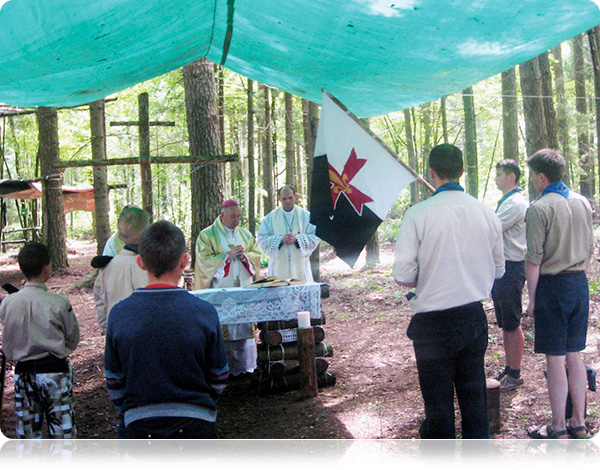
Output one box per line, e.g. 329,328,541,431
542,181,569,199
433,181,464,196
496,187,522,212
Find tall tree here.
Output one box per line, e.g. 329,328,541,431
462,87,478,198
303,99,320,281
361,117,380,267
550,44,571,185
537,52,559,150
247,79,256,234
37,107,68,271
89,99,111,255
183,58,225,263
404,108,419,204
417,105,433,200
501,68,519,162
285,92,295,187
520,56,548,199
573,33,593,200
271,90,279,191
215,64,226,153
588,26,600,205
261,84,274,215
440,97,449,144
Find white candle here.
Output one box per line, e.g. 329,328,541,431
297,311,311,329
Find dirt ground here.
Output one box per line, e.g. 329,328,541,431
1,239,599,440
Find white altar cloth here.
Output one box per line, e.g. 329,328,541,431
191,283,322,325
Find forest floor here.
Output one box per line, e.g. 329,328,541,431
1,239,600,440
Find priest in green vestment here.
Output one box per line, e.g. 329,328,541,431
194,199,262,377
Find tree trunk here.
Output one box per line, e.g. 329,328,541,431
285,92,295,187
551,44,571,186
588,26,600,206
404,108,419,204
89,100,111,255
271,90,279,191
520,57,548,200
304,100,320,282
573,34,593,200
261,84,274,215
501,68,519,162
537,52,559,150
419,105,433,200
215,64,226,154
440,97,449,144
358,117,380,267
227,111,244,205
1,117,6,251
247,79,256,234
462,87,478,198
183,59,225,264
37,107,68,272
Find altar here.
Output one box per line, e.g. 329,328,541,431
191,283,322,325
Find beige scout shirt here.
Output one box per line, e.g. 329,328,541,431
0,282,80,362
525,191,594,275
94,248,148,335
497,191,528,262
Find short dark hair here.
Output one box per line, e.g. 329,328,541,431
526,148,565,183
18,242,50,280
138,221,186,278
429,144,463,180
496,159,521,184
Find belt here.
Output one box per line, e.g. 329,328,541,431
15,355,69,374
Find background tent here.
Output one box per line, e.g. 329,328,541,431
0,180,95,213
0,0,599,117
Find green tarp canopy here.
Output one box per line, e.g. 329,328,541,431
1,0,599,117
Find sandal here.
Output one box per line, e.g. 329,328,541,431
527,423,568,439
566,420,590,439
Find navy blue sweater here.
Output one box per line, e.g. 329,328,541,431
104,286,229,426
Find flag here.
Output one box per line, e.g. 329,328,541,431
310,91,418,267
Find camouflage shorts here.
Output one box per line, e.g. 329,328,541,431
13,367,76,439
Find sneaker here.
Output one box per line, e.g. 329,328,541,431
499,373,523,390
495,367,509,381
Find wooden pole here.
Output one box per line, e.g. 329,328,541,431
486,378,501,434
259,325,325,347
257,341,333,361
257,315,326,332
138,93,153,217
54,154,238,168
297,326,318,399
265,357,329,378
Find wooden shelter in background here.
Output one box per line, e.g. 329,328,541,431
0,176,126,247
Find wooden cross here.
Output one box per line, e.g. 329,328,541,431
54,93,237,217
110,92,173,216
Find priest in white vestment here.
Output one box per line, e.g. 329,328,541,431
257,186,320,282
194,199,262,377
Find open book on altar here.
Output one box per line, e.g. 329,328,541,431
245,276,306,288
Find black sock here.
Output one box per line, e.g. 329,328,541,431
507,367,521,379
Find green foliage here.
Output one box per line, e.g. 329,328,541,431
2,37,600,247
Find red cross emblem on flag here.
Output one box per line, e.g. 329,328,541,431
328,148,373,216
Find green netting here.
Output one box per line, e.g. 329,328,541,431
1,0,599,117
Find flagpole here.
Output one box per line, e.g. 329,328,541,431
322,90,435,194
